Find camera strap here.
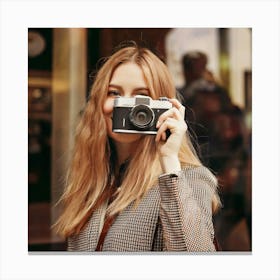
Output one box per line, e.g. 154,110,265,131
95,160,128,251
95,212,119,251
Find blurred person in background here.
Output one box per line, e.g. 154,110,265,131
178,51,232,162
53,42,221,252
179,51,231,109
178,50,251,250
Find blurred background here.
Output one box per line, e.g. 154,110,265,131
28,28,252,251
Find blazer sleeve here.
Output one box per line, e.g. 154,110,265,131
158,166,218,252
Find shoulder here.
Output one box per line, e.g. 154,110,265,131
180,165,218,193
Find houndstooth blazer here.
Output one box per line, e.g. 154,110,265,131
68,165,218,252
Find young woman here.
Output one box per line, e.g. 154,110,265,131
54,42,221,252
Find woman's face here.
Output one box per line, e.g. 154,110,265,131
103,62,150,144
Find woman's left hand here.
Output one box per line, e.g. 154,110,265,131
155,99,188,172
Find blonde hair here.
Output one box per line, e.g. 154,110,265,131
54,43,218,238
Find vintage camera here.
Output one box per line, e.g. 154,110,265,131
112,95,172,134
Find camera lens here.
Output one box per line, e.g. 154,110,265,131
129,104,155,129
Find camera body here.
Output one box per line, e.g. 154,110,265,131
112,95,172,134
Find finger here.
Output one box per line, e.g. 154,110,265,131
169,99,185,117
168,98,182,109
156,118,176,142
155,119,169,142
161,131,166,141
156,108,181,128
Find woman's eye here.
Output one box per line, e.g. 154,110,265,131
108,91,120,97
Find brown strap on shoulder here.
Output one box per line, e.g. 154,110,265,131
95,160,129,251
95,213,119,251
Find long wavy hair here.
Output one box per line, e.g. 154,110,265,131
54,43,217,238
